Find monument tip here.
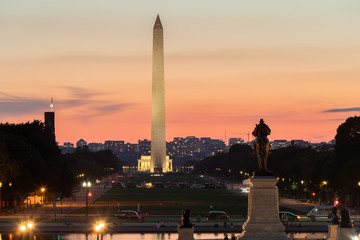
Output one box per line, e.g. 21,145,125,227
154,14,162,29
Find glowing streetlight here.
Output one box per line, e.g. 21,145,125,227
20,224,26,231
83,181,91,221
94,221,105,232
27,222,33,229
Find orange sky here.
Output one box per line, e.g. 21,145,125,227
1,1,360,144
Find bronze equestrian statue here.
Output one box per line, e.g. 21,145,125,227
252,119,273,176
179,208,193,228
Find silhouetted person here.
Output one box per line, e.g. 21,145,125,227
340,208,353,228
224,233,229,240
231,233,237,240
252,119,272,175
330,206,339,225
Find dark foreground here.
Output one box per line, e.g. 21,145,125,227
0,222,336,234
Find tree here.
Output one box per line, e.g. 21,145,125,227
334,116,360,206
335,116,360,154
0,121,77,206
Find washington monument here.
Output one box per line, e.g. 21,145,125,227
138,15,172,173
151,14,167,173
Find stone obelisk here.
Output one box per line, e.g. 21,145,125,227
150,15,166,173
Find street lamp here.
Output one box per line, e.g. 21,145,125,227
83,181,91,221
9,183,13,207
0,182,2,212
41,188,45,205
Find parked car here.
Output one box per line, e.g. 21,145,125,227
178,182,190,188
125,182,138,188
166,182,178,188
153,182,166,188
279,211,300,221
206,211,230,220
307,205,333,220
116,182,126,188
191,183,204,189
204,183,216,189
215,183,227,189
115,210,141,220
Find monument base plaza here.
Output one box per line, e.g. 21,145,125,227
239,176,291,240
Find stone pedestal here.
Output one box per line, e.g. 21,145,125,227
239,176,291,240
336,228,355,240
177,226,194,240
327,225,337,240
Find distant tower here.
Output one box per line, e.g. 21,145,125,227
137,15,172,173
44,97,55,142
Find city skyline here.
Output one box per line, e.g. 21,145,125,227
1,1,360,144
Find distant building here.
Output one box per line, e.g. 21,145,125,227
76,139,87,148
228,138,244,147
64,142,74,148
124,142,138,153
168,136,201,160
104,141,125,152
291,140,309,148
270,140,290,149
88,143,105,152
60,142,75,154
199,137,226,155
138,139,151,156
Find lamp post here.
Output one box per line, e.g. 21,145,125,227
9,183,13,207
83,181,91,221
0,182,2,212
41,188,45,205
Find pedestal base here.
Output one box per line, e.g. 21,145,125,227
239,176,291,240
327,225,337,240
177,226,194,240
337,228,355,240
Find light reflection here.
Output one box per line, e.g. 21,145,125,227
0,233,332,240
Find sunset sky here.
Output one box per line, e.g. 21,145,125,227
1,0,360,144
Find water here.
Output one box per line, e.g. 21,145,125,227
0,233,330,240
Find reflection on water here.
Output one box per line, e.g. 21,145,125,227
0,232,332,240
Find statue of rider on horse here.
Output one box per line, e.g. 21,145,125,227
252,119,273,176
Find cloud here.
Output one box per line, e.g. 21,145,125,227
61,86,109,99
322,107,360,113
0,92,48,116
0,88,135,119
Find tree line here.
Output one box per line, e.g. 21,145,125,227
0,121,122,208
195,116,360,207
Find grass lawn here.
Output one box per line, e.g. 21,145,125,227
71,175,305,218
74,187,248,217
70,174,247,216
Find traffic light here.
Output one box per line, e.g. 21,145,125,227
334,200,339,206
312,192,316,196
56,194,61,201
88,192,92,197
